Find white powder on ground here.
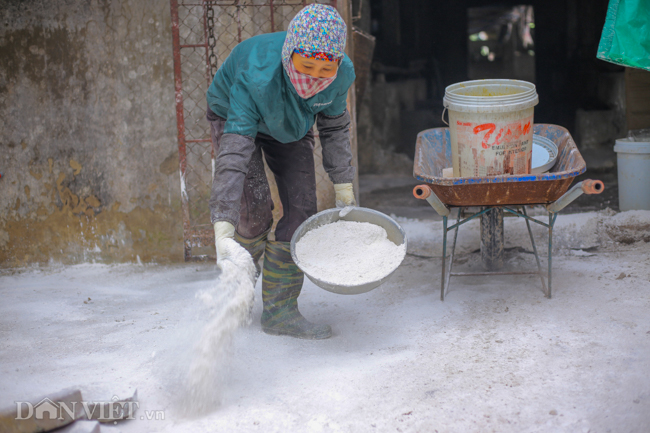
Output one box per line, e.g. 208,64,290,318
181,238,256,415
295,221,406,286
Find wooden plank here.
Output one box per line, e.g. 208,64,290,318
626,67,650,131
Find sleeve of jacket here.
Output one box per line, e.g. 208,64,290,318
209,83,259,227
317,108,356,185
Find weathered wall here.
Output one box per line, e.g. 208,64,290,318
0,0,184,267
356,75,423,174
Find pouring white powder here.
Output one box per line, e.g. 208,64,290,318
295,221,406,286
182,239,256,414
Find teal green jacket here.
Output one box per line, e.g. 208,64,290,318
206,31,355,143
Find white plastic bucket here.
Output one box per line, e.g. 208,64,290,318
443,79,539,177
614,138,650,211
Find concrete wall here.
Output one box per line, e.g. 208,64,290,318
0,0,183,267
356,76,426,174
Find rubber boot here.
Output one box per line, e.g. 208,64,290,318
261,241,332,340
234,228,270,279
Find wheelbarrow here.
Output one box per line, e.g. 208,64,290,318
412,124,604,300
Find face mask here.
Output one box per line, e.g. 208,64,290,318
285,58,338,99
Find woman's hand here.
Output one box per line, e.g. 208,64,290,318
334,183,356,208
213,221,235,267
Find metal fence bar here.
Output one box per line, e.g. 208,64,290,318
236,4,242,43
170,0,193,261
202,1,211,84
270,0,275,32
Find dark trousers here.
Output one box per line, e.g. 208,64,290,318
208,112,318,242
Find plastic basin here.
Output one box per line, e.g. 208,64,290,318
290,207,407,295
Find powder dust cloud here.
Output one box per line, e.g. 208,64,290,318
177,239,256,416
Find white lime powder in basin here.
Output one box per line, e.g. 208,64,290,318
295,220,406,286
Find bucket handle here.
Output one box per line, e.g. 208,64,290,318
441,107,449,126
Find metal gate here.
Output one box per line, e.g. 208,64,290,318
170,0,339,261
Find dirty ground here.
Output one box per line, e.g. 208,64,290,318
1,188,649,432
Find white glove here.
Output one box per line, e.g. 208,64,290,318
334,183,356,208
214,221,235,266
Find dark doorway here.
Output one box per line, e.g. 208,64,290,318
468,5,535,83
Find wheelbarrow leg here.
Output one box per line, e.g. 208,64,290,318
548,212,553,299
522,207,548,296
441,208,462,301
543,180,603,298
441,215,447,301
547,212,558,299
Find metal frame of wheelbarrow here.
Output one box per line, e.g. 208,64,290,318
413,180,604,300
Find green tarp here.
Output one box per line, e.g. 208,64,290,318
597,0,650,71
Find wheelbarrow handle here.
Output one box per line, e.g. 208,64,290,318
413,184,451,217
581,179,604,195
546,179,604,213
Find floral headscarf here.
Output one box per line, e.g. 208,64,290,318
281,4,347,70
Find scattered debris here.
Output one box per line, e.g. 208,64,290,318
604,211,650,244
570,249,596,257
616,272,627,280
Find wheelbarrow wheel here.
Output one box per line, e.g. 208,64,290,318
480,207,504,270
